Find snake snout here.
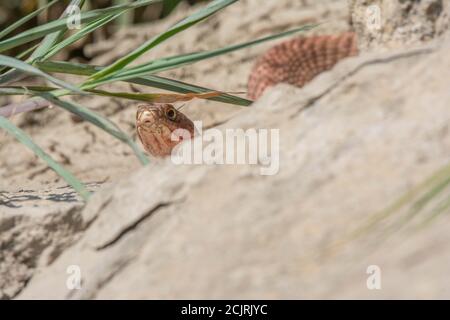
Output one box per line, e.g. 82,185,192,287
137,108,159,127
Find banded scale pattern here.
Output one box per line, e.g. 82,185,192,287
247,32,358,100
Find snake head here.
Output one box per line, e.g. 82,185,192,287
136,104,195,157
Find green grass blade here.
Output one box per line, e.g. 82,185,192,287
36,60,252,106
36,60,100,75
0,87,28,95
0,115,91,201
347,163,450,241
128,75,251,106
15,43,40,60
0,68,26,85
41,13,122,61
161,0,183,18
114,0,133,27
392,173,450,230
0,87,42,95
87,0,238,82
0,0,60,40
0,54,83,93
30,0,86,61
86,23,318,86
419,193,450,227
0,86,57,95
35,92,150,165
0,43,39,75
0,0,160,53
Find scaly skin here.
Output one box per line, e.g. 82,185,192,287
247,32,358,100
137,33,358,157
136,104,194,157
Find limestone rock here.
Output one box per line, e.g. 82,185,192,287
0,186,88,299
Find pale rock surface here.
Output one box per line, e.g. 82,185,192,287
350,0,450,50
18,35,450,298
0,185,91,299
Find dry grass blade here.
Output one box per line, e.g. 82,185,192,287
86,89,244,103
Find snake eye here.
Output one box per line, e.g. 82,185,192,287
166,108,177,121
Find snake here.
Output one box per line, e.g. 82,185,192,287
136,32,358,157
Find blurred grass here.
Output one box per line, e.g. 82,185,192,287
333,163,450,252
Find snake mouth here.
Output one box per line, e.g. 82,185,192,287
137,108,156,124
136,109,172,141
136,108,166,134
